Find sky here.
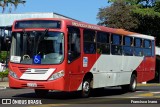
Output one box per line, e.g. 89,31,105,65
0,0,110,24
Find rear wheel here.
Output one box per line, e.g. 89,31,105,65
121,74,137,92
81,78,91,98
35,89,49,98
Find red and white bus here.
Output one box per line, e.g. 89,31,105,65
9,18,155,97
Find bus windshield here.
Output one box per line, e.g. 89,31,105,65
10,31,64,64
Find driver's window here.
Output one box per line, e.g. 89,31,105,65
67,27,80,63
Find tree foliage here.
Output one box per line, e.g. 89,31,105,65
97,0,160,45
0,69,8,81
97,0,139,30
0,51,7,62
0,0,26,13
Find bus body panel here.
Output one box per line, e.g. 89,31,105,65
90,55,144,88
9,62,71,91
9,75,67,91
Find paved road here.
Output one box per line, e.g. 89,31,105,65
0,86,160,107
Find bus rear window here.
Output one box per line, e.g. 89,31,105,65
15,20,61,29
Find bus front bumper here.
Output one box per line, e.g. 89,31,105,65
8,75,68,91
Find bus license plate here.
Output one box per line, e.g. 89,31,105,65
27,83,37,87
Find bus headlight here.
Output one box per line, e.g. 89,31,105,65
9,71,18,79
48,70,64,81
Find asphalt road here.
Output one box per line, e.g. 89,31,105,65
0,86,160,107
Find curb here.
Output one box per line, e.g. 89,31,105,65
0,86,7,89
137,83,160,86
0,81,9,88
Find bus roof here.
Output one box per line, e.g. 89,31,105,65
13,18,155,40
68,20,155,40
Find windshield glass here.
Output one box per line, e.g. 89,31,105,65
10,31,64,64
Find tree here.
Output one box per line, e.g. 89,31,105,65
108,0,157,6
11,0,26,9
97,0,160,45
0,0,26,13
97,0,139,31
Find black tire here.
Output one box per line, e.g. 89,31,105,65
121,74,137,92
35,89,49,98
81,78,91,98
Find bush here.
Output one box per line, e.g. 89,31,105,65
0,51,7,62
0,69,9,81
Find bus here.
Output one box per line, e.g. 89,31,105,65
8,18,155,97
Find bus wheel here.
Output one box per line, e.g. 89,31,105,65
121,74,137,92
35,89,49,98
81,78,91,98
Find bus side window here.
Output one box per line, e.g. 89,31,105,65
143,39,151,56
67,27,80,63
152,40,155,56
83,29,96,54
134,38,143,56
97,32,110,54
123,36,133,56
111,34,122,55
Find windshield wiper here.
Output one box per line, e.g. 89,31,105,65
36,29,49,54
38,29,49,44
23,29,32,44
22,29,34,57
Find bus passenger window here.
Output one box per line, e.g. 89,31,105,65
83,29,96,54
97,32,110,54
151,41,155,56
67,27,80,63
134,38,143,56
111,34,122,55
143,40,151,56
123,36,133,56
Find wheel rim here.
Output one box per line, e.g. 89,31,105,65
132,78,136,89
83,81,90,92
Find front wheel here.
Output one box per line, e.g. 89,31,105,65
121,74,137,92
35,89,49,98
81,79,91,98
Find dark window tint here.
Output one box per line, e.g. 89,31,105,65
134,38,143,56
123,47,133,56
135,48,143,56
111,45,122,55
144,49,151,56
83,29,96,54
143,40,151,56
97,32,110,54
112,34,121,45
97,44,110,54
111,34,122,55
84,30,95,42
68,27,80,63
124,36,132,46
135,38,142,47
152,41,155,56
144,40,151,48
123,36,133,56
97,32,109,43
84,43,96,54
